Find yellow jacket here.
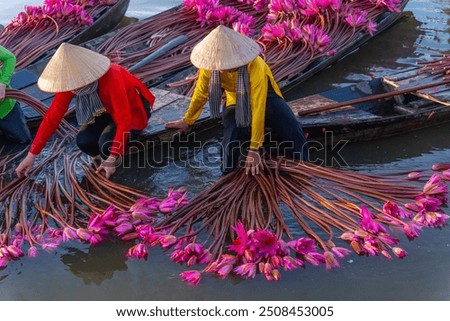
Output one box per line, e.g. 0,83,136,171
184,56,283,149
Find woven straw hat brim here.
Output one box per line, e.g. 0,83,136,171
190,25,261,70
38,43,111,93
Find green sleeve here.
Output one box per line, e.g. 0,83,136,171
0,45,16,86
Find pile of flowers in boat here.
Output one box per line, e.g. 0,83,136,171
0,0,118,70
96,0,407,88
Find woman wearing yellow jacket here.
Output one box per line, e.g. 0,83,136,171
166,25,308,175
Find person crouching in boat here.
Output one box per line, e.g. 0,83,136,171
165,25,308,175
0,45,32,145
15,43,155,179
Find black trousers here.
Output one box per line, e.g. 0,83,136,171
221,94,309,173
76,113,117,159
0,101,32,144
76,100,151,159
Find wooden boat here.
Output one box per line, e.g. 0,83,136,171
128,65,450,149
67,0,130,46
9,0,438,152
7,56,450,155
292,69,450,144
11,0,409,129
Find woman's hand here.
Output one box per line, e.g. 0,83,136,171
16,152,37,178
165,118,190,133
245,149,263,176
96,155,117,179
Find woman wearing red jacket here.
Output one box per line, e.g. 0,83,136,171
16,43,155,179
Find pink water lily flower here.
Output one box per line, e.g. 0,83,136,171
160,235,177,248
383,201,410,219
5,245,24,258
282,256,304,270
0,258,8,268
362,238,379,256
180,270,202,286
268,0,283,12
135,224,155,240
228,221,251,255
216,263,233,279
331,246,352,258
413,211,449,228
366,20,378,36
304,252,325,266
377,233,400,246
415,196,443,212
62,227,79,242
345,10,367,28
130,197,160,215
324,251,340,269
316,0,332,8
233,14,256,36
360,206,387,234
28,246,38,258
422,174,448,199
251,230,279,258
41,241,59,253
403,221,422,240
377,0,402,12
113,222,134,236
234,262,257,278
126,243,148,260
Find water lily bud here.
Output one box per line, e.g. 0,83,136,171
340,232,355,241
354,229,369,238
407,172,423,180
27,246,38,258
392,247,407,259
431,163,450,171
76,228,93,241
160,235,177,248
442,169,450,181
114,222,134,236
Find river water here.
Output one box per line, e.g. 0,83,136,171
0,0,449,301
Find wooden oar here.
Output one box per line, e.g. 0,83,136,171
297,78,450,116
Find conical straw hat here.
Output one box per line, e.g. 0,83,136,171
37,43,111,93
190,25,261,70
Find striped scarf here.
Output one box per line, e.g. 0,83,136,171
208,66,251,127
73,81,105,126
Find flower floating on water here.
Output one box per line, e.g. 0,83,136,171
180,270,202,286
126,243,148,260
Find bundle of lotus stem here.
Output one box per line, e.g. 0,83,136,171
144,157,447,284
1,89,448,286
418,54,450,80
0,89,149,268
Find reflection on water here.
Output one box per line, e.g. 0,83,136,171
1,0,450,301
60,242,128,286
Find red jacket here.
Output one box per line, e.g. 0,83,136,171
30,64,155,156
